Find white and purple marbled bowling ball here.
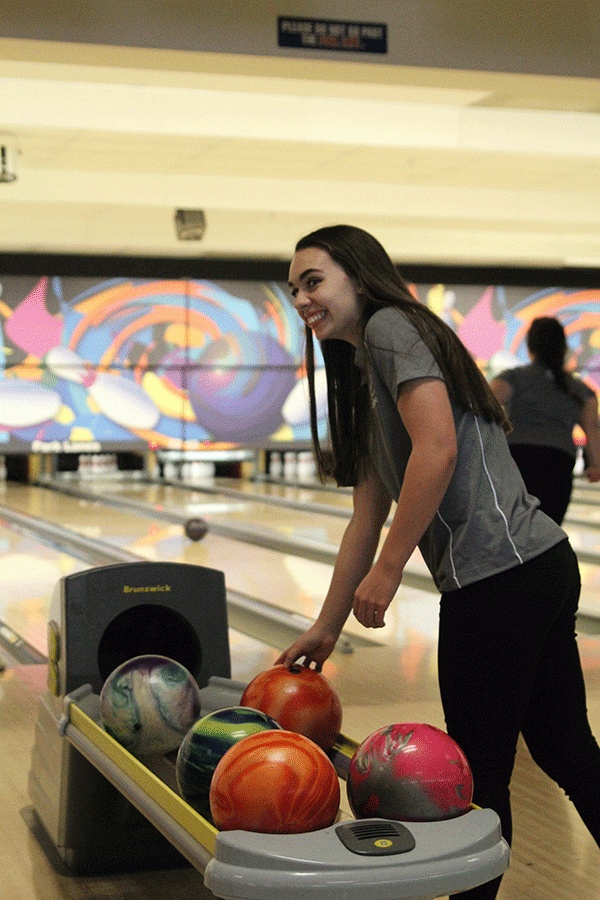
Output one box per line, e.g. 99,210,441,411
100,655,202,757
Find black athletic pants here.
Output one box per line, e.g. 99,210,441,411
509,443,575,525
439,539,600,899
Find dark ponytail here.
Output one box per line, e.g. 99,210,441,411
526,317,571,394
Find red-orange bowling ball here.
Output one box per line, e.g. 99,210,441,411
240,664,342,750
209,729,340,833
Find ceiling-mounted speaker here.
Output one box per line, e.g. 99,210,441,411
174,208,206,240
0,144,18,183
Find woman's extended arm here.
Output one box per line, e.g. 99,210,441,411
353,377,457,628
275,463,391,669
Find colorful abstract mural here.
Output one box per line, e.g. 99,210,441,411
0,273,598,452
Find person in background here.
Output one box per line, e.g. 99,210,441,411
278,224,600,900
490,316,600,524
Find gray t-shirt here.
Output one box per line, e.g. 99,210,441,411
355,308,565,592
499,361,593,459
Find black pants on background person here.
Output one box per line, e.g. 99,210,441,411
438,539,600,900
509,443,575,525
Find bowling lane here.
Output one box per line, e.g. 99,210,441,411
1,475,445,733
223,474,600,614
566,501,600,527
561,503,600,621
10,473,600,690
0,527,87,658
171,470,600,573
2,483,441,656
572,478,600,501
211,473,600,566
67,475,434,586
99,474,600,619
100,477,359,543
196,473,355,515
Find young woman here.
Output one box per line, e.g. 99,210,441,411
490,316,600,524
277,225,600,900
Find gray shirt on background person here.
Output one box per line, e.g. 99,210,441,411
498,361,593,459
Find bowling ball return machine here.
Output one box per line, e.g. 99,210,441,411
28,561,509,899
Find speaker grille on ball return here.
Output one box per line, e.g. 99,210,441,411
336,820,416,855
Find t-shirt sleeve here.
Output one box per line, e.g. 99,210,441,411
363,308,444,397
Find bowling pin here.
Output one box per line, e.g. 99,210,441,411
269,452,282,478
283,451,297,480
297,450,315,481
163,460,177,480
147,454,160,478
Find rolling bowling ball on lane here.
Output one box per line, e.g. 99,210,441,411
99,654,201,757
176,706,281,822
240,663,342,751
184,517,209,541
347,722,473,822
209,729,341,834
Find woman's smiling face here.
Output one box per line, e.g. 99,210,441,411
288,247,363,346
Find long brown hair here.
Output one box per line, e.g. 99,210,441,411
295,225,510,486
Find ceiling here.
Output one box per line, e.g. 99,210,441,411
0,36,599,270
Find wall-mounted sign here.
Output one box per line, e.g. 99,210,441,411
278,17,387,54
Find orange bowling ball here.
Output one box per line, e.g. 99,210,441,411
240,664,342,750
209,729,340,834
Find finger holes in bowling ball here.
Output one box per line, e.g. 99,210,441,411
97,604,202,684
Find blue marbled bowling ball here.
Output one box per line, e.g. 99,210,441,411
176,706,281,821
99,655,202,757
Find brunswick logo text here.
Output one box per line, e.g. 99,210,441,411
123,584,172,593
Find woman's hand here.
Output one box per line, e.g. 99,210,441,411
274,621,340,671
353,560,401,628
